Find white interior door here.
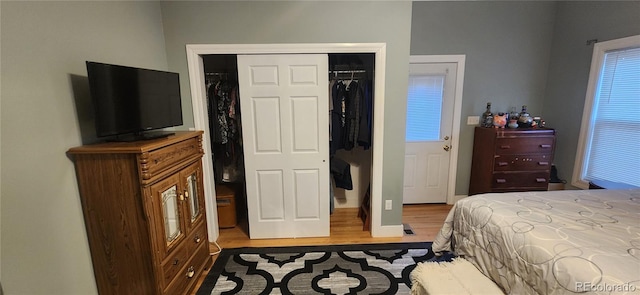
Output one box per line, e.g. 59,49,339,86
403,63,457,204
237,54,330,239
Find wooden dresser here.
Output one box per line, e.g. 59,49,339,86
68,131,212,295
469,127,556,195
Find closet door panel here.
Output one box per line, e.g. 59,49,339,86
291,96,319,152
238,54,329,239
256,170,286,220
251,97,282,153
249,65,279,85
293,169,320,219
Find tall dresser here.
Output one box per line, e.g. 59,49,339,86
469,127,556,195
68,131,212,295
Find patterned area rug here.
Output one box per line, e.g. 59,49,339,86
196,242,454,295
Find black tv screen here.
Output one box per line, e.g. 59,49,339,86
86,61,183,139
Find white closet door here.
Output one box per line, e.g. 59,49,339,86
237,54,330,239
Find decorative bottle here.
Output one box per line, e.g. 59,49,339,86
509,107,519,122
481,102,493,128
517,105,533,128
508,107,519,128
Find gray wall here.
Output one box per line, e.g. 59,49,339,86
411,1,557,195
0,1,168,294
159,1,413,226
542,1,640,186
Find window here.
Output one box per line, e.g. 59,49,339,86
573,35,640,188
406,74,445,141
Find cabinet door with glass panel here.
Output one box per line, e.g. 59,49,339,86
149,173,186,257
180,161,206,232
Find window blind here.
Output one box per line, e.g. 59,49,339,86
406,75,444,141
585,47,640,186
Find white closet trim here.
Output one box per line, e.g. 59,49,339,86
185,43,397,240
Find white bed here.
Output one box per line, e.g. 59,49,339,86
431,189,640,294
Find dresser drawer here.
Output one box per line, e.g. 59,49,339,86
161,244,190,289
139,137,201,181
492,172,550,189
494,137,554,155
163,242,211,295
494,154,552,171
186,223,208,254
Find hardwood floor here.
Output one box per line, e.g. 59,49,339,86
190,203,452,294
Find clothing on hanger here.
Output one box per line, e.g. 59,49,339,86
206,73,243,184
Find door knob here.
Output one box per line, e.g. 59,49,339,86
444,136,450,140
443,145,451,152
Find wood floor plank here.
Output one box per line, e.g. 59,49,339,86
190,203,452,294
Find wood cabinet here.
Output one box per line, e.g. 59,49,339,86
68,131,212,295
469,127,556,195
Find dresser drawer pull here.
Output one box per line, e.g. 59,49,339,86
540,144,552,148
536,178,547,183
186,266,195,278
496,179,507,183
500,145,511,149
497,162,509,166
538,161,549,166
173,259,179,265
194,235,201,244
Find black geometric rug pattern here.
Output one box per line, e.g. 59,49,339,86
196,242,454,295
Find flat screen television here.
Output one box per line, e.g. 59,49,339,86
86,61,183,141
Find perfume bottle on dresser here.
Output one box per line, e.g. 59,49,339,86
517,105,533,128
508,107,519,128
480,102,493,128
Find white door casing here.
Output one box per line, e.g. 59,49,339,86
403,56,465,204
403,63,456,203
237,54,330,239
186,43,400,241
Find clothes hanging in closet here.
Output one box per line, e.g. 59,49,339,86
330,156,353,190
206,76,243,184
329,77,372,155
328,72,373,198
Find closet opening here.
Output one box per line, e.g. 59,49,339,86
202,55,248,234
328,53,375,226
186,43,400,240
201,53,376,237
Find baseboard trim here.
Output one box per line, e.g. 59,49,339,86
448,194,467,205
372,224,403,237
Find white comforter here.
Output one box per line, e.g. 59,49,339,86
432,189,640,294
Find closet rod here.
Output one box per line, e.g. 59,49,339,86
329,70,367,74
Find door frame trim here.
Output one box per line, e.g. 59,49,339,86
408,55,466,204
185,43,392,240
